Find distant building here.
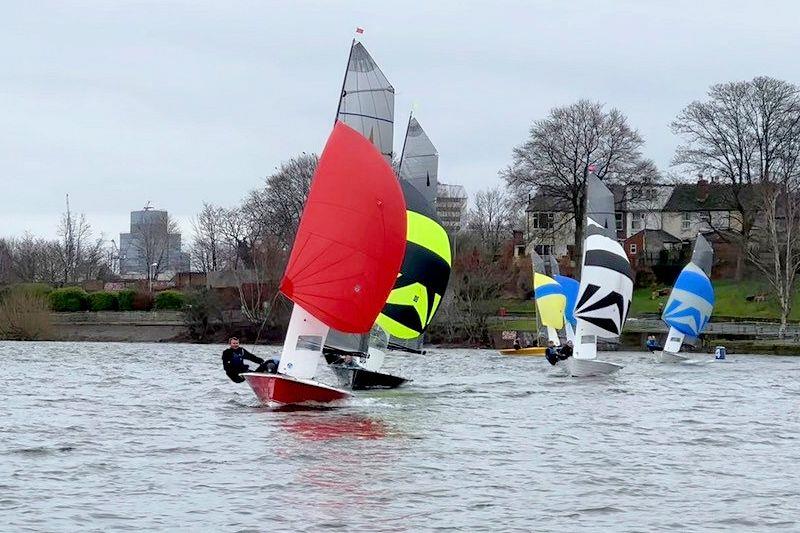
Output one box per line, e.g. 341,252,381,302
437,183,467,233
119,208,190,279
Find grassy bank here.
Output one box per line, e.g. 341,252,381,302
630,280,793,320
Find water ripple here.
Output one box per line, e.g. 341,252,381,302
1,342,799,531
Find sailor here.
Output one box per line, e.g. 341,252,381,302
222,337,265,383
646,335,662,352
545,340,560,366
558,340,573,360
513,336,522,350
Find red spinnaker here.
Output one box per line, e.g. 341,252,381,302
280,121,407,333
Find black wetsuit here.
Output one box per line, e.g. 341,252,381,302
545,346,559,366
557,344,573,361
222,347,264,383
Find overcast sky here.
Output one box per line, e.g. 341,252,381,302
3,0,800,242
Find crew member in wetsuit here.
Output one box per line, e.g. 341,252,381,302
646,335,662,352
558,340,573,360
513,337,522,350
545,340,560,366
222,337,265,383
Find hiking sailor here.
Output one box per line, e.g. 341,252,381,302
222,337,276,383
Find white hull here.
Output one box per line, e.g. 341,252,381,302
653,350,689,364
563,357,622,377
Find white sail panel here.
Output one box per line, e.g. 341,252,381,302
278,304,329,380
399,117,438,207
574,223,634,340
337,42,395,161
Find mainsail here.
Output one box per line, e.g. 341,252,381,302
660,233,715,354
278,122,407,378
336,41,395,162
532,252,566,344
573,174,634,359
399,115,438,207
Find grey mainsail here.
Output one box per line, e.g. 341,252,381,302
585,173,617,239
399,116,438,207
336,41,395,162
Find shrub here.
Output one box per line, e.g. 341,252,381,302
0,286,53,340
131,291,154,311
88,291,119,311
49,287,89,312
154,290,185,310
118,289,136,310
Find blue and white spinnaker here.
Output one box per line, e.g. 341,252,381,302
659,234,715,360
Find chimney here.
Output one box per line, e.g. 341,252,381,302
696,178,710,203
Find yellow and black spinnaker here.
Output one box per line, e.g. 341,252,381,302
376,179,451,339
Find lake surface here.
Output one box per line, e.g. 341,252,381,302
1,342,799,532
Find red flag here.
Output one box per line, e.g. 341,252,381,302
356,27,364,34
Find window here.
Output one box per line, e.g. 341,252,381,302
631,213,645,231
296,335,322,351
682,212,691,230
629,243,638,254
534,244,552,256
531,212,554,230
615,212,623,231
515,245,526,257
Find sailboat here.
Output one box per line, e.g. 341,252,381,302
331,116,452,389
324,38,396,358
567,174,633,377
242,122,407,407
653,234,715,363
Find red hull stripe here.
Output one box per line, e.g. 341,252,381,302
245,374,350,406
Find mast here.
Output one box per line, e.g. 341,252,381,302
333,39,356,127
398,111,413,175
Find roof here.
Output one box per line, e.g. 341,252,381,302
526,181,671,213
627,228,682,244
662,183,746,212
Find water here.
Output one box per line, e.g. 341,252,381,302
1,341,799,532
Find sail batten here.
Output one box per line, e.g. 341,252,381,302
336,41,395,161
399,117,439,207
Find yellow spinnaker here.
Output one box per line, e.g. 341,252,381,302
533,273,566,329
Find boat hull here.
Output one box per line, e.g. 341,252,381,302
498,347,546,356
653,350,689,364
242,373,351,407
563,357,622,377
330,365,409,390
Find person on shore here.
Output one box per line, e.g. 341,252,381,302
646,335,662,352
222,337,268,383
558,340,573,360
545,340,559,366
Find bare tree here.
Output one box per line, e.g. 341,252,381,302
191,203,226,272
56,196,107,284
468,186,518,256
745,135,800,337
672,76,800,278
243,153,317,249
503,100,659,275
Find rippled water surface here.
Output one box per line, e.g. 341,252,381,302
2,341,799,532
